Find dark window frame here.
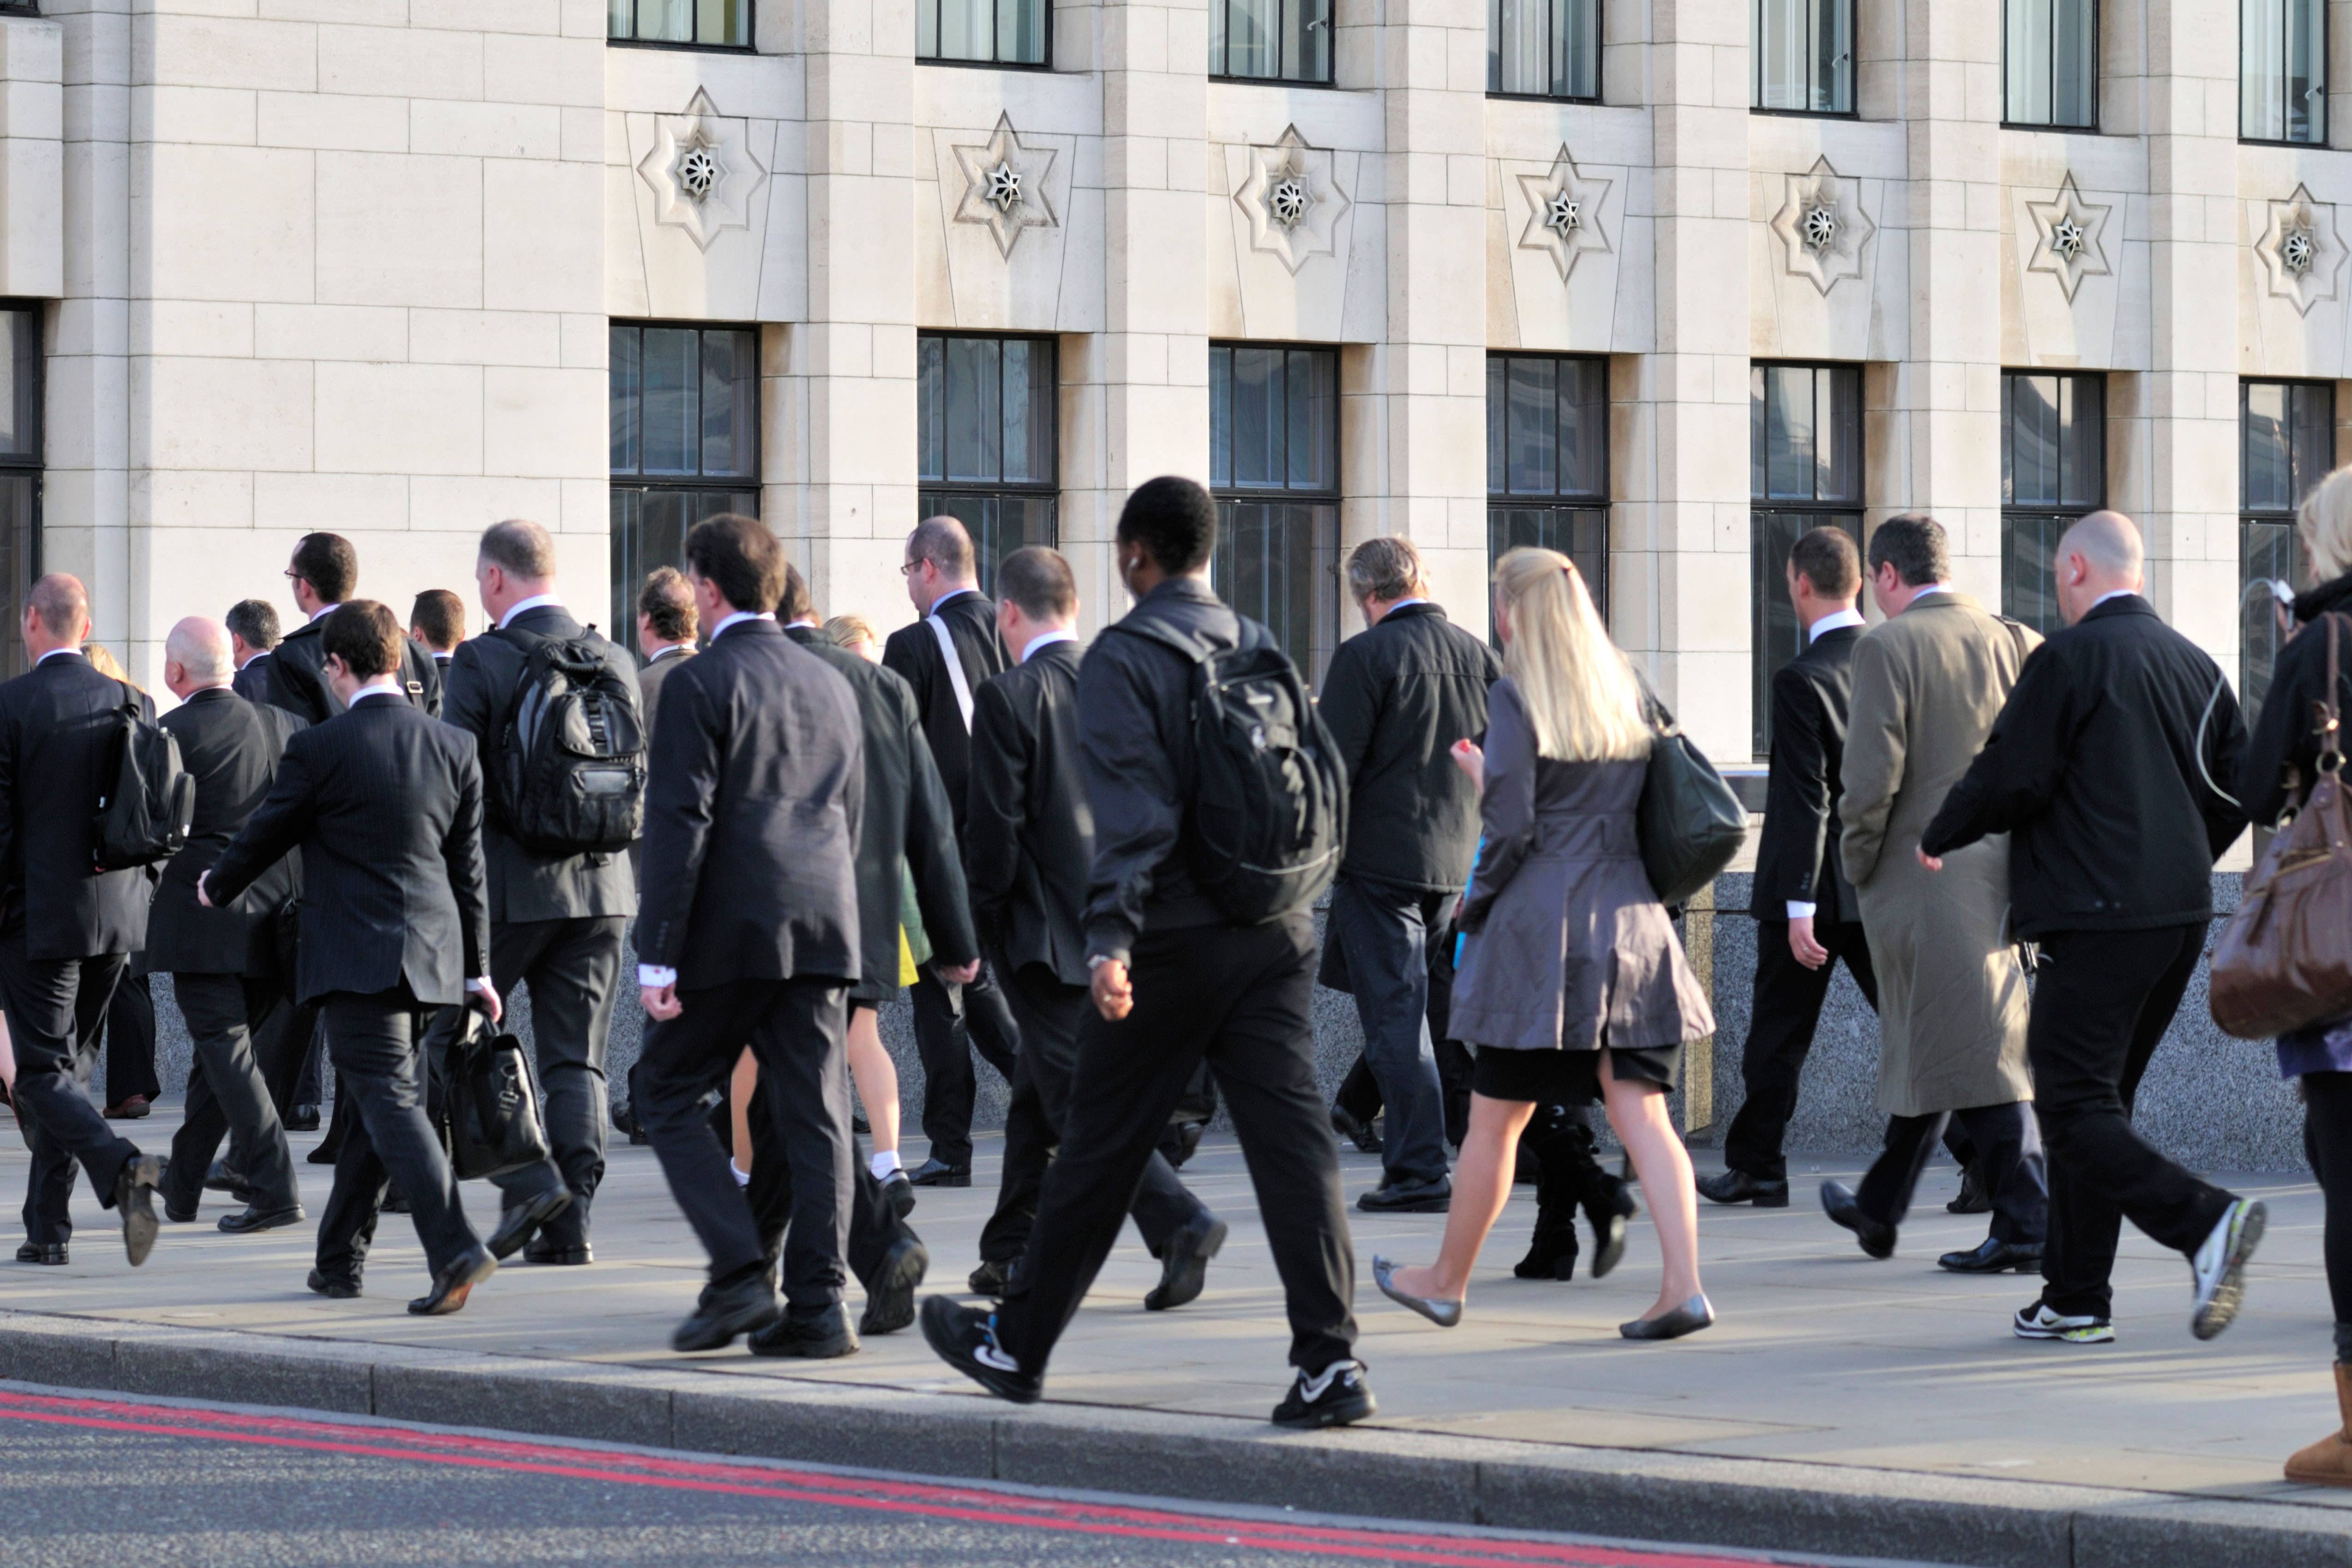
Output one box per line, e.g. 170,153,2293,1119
2002,0,2100,130
917,0,1053,69
1751,360,1864,758
1486,351,1609,630
607,0,756,51
0,302,42,682
1488,0,1602,102
2241,378,2335,723
2241,0,2328,145
1752,0,1857,117
1210,339,1343,685
1999,369,2106,637
918,330,1062,597
1209,0,1335,86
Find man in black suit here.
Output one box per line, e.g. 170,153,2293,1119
636,514,865,1358
1704,528,1881,1209
0,574,165,1266
966,547,1224,1308
150,617,307,1233
203,600,499,1316
426,520,638,1266
227,599,279,706
634,566,698,740
882,517,1019,1186
410,589,465,671
268,532,442,725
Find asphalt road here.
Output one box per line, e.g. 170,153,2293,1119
0,1385,1927,1568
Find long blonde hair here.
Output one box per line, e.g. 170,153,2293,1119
1493,547,1648,762
2301,465,2352,583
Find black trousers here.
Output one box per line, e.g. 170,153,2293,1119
1326,879,1454,1185
1,937,135,1247
637,976,852,1303
312,988,480,1283
978,959,1206,1270
997,916,1356,1375
731,1081,911,1293
2030,925,2235,1317
1330,893,1472,1149
909,961,1020,1171
293,1020,325,1109
162,973,299,1215
1723,918,1880,1182
1856,1100,2046,1244
2304,1072,2352,1359
103,971,160,1107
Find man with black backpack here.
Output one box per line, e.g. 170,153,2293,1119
428,520,643,1267
922,477,1372,1430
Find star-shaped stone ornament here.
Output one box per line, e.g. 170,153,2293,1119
1515,146,1612,283
636,89,768,252
1233,126,1351,275
1768,156,1873,295
2023,174,2112,302
951,114,1060,258
2257,184,2346,316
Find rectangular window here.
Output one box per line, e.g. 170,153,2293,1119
609,0,751,47
2000,371,2105,637
1211,343,1342,684
919,0,1049,65
2242,380,2334,720
2243,0,2327,143
919,334,1059,595
1211,0,1332,83
610,322,761,650
1490,0,1600,98
1751,362,1862,756
1487,354,1608,629
1753,0,1853,114
0,306,37,683
2004,0,2097,127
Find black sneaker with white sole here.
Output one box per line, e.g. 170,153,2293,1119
2012,1301,2115,1344
1271,1358,1376,1429
2190,1198,2266,1341
919,1296,1042,1404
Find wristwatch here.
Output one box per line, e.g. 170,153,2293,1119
1086,954,1116,971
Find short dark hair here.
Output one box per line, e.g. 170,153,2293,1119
637,566,696,643
684,514,783,615
321,599,403,679
1116,477,1218,576
906,516,976,581
408,589,465,651
290,533,358,603
779,562,815,625
225,598,280,651
27,574,86,640
1788,527,1861,600
479,519,557,581
998,546,1077,621
1866,514,1950,589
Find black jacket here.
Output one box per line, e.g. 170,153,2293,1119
206,694,490,1006
636,644,695,743
147,688,305,977
1316,602,1500,894
1752,623,1865,922
0,652,154,959
637,618,864,989
231,654,271,705
882,589,1008,836
2242,571,2352,826
1921,595,2248,937
1081,576,1278,964
967,638,1091,986
784,624,976,997
440,602,639,924
267,609,442,727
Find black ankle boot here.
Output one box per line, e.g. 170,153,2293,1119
1514,1104,1595,1281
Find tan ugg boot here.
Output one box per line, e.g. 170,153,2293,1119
2286,1363,2352,1487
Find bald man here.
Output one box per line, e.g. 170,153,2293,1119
150,617,310,1232
1923,511,2258,1346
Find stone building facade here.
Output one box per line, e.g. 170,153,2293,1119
6,0,2345,762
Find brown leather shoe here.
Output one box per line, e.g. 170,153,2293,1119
2287,1363,2352,1487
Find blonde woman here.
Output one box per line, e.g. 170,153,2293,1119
1374,548,1717,1340
825,613,882,662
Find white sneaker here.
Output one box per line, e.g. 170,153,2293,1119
2190,1198,2266,1341
2012,1302,2114,1343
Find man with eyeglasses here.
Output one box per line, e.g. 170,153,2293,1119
268,533,442,727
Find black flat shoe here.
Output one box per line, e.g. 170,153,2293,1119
306,1268,361,1299
1357,1175,1452,1214
882,1171,916,1219
487,1188,574,1261
967,1257,1010,1297
1620,1294,1716,1340
115,1154,162,1267
1938,1237,2043,1274
857,1237,927,1337
905,1159,969,1188
919,1297,1040,1403
672,1274,781,1352
204,1160,254,1200
1820,1179,1896,1260
305,1139,339,1165
1330,1105,1383,1155
523,1238,594,1266
1588,1182,1637,1280
218,1204,305,1236
1144,1214,1226,1311
163,1197,200,1225
284,1103,321,1134
1697,1169,1790,1207
751,1303,861,1359
407,1248,497,1316
15,1244,65,1266
381,1190,411,1215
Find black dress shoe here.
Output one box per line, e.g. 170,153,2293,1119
487,1188,574,1261
523,1238,594,1266
1357,1175,1451,1214
752,1302,861,1359
1144,1213,1227,1311
115,1154,162,1267
204,1160,255,1200
284,1103,321,1134
858,1237,928,1337
163,1196,200,1225
305,1138,339,1165
1948,1164,1992,1215
1820,1179,1896,1259
15,1243,66,1265
381,1190,411,1214
968,1257,1010,1296
1697,1168,1790,1207
673,1274,782,1352
1330,1105,1383,1155
408,1248,497,1316
218,1204,305,1235
1938,1237,2044,1274
306,1268,360,1299
919,1297,1039,1403
881,1172,916,1219
1587,1179,1638,1280
103,1095,150,1120
906,1159,969,1188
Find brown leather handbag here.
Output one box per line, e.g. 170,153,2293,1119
2212,613,2352,1039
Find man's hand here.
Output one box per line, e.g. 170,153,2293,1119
1091,958,1134,1022
195,871,214,910
1788,915,1829,970
467,980,504,1027
1915,845,1944,873
1449,739,1485,793
642,982,682,1021
936,959,980,986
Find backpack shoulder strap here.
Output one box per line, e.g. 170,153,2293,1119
1104,613,1215,667
926,613,976,734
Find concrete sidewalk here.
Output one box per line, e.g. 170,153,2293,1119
2,1102,2347,1566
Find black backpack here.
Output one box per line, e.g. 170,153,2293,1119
93,681,195,872
1109,616,1344,925
489,630,646,856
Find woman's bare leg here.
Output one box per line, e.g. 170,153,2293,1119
728,1049,757,1179
1601,1059,1704,1318
844,1006,900,1162
1386,1093,1536,1302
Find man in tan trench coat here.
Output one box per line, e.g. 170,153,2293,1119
1826,515,2048,1271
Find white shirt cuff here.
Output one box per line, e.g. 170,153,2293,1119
1786,901,1817,920
639,964,678,988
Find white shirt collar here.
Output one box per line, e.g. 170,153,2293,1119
786,618,820,630
2090,589,2138,611
1908,584,1952,600
309,602,341,624
347,675,405,705
929,586,980,614
35,647,81,666
498,593,563,630
1021,628,1078,662
1382,597,1429,617
711,610,775,639
648,642,693,661
1807,607,1865,643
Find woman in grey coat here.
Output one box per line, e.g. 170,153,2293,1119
1375,548,1718,1340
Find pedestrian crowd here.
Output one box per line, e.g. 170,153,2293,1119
0,472,2346,1474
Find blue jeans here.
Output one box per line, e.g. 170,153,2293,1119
1328,877,1452,1187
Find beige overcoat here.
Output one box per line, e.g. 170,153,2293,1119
1838,592,2039,1117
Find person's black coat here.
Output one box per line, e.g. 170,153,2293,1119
205,693,490,1006
2242,571,2352,826
0,651,154,960
230,653,271,705
267,610,442,726
882,589,1008,836
784,624,975,998
1751,623,1865,922
636,618,864,989
441,602,638,925
1315,602,1500,895
1921,595,2248,938
966,638,1091,986
146,688,305,977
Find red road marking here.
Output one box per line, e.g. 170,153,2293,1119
0,1389,1804,1568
